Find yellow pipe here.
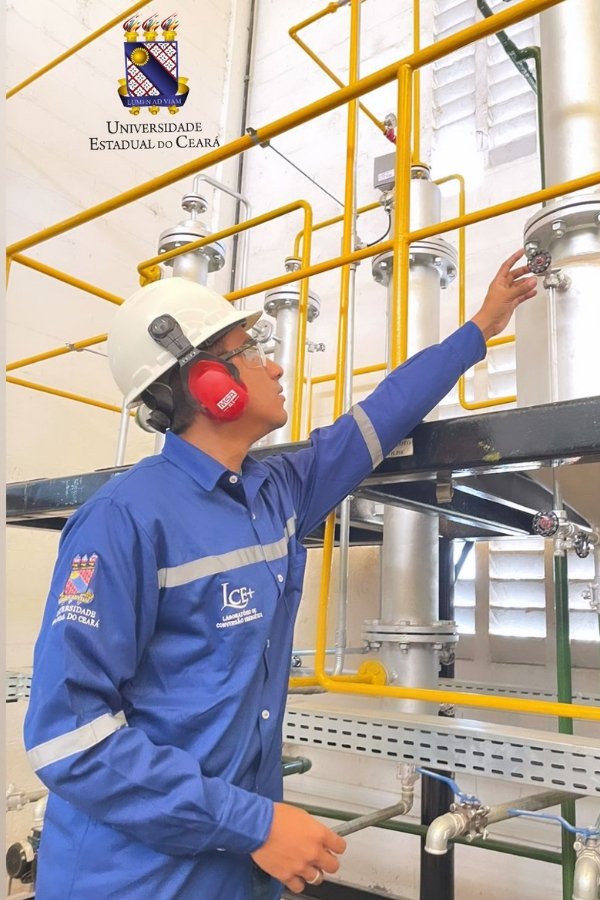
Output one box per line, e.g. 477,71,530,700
172,169,598,312
7,334,108,372
488,334,515,348
6,376,124,415
12,255,124,306
315,674,599,721
288,2,385,135
7,0,562,257
6,255,12,286
291,210,313,442
139,200,313,281
409,170,600,244
311,362,387,387
391,65,414,368
293,201,381,259
6,0,153,99
332,0,361,421
412,1,421,163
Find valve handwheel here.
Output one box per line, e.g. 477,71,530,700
532,510,559,537
526,250,552,275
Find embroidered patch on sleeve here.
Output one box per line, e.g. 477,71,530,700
58,554,98,605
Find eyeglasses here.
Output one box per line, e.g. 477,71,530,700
219,338,267,369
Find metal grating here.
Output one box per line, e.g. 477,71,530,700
284,706,600,797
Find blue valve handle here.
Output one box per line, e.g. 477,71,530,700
416,768,480,806
507,809,600,840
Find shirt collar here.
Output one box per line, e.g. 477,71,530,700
162,431,270,497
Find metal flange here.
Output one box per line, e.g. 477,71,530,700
158,219,225,273
264,287,321,321
523,194,600,256
372,238,458,289
363,619,458,646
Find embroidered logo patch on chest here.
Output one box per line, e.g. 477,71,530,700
217,582,263,630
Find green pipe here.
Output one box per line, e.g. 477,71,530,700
475,3,546,192
291,803,562,866
476,1,537,91
281,755,313,777
518,46,546,190
553,552,577,900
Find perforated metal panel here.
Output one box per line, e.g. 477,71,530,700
284,705,600,797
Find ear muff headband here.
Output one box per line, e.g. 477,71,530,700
147,314,248,422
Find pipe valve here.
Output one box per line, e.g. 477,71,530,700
532,510,560,536
526,248,552,275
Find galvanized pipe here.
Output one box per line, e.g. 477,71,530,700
191,174,252,295
380,171,443,714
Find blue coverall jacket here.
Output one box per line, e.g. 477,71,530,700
24,322,485,899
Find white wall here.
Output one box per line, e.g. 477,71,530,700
5,0,252,854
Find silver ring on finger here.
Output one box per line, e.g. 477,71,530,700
306,868,323,885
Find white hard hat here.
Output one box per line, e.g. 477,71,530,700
108,277,262,407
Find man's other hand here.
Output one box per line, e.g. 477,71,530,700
470,249,537,341
251,802,347,893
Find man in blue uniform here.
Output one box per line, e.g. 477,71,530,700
24,252,536,899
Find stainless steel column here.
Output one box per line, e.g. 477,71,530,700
367,168,457,714
517,1,600,407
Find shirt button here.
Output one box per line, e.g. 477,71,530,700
277,574,284,583
266,639,270,649
261,709,270,720
252,513,256,520
229,474,238,484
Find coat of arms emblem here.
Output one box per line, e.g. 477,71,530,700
118,14,189,115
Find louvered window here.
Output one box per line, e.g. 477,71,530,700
432,0,539,168
454,540,476,635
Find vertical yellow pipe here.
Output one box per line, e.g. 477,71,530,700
391,65,414,368
332,0,361,420
6,255,12,286
315,0,362,686
291,211,313,441
412,1,421,163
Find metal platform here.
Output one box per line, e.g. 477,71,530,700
283,703,600,798
6,397,599,539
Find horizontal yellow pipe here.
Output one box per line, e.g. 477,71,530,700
459,380,516,411
7,376,124,415
7,334,108,372
7,0,562,257
12,255,124,306
138,199,313,279
487,334,515,348
409,170,599,244
311,362,387,387
6,0,153,99
293,201,381,259
316,675,600,722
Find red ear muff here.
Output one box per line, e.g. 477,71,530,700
186,360,248,421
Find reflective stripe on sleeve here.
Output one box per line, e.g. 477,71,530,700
350,404,384,468
27,711,128,772
158,517,297,589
